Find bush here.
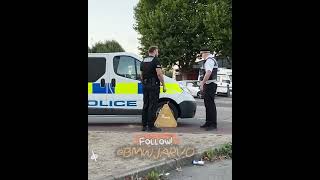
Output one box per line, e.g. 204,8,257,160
202,142,232,161
146,170,160,180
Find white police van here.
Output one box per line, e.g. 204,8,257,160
88,53,196,123
217,68,232,96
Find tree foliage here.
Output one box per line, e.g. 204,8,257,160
90,40,125,53
134,0,231,71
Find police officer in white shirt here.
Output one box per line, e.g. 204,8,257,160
198,48,218,131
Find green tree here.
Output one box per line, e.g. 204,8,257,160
91,40,125,53
134,0,231,72
204,0,232,58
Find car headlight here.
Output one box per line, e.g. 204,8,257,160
179,83,191,94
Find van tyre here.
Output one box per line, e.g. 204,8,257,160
197,92,203,99
156,101,179,120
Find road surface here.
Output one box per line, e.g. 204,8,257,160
166,159,232,180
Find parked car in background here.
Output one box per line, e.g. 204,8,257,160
179,76,231,98
216,74,230,97
217,68,232,96
178,80,202,98
228,74,232,92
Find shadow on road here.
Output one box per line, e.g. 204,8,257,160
88,120,231,134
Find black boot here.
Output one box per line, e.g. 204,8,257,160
205,125,217,131
142,126,148,131
200,122,211,128
147,126,162,132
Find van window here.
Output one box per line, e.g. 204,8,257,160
192,82,199,87
223,80,231,84
217,76,221,82
136,60,141,80
113,56,140,80
88,57,106,82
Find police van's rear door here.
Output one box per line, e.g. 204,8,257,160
88,56,109,114
108,55,143,115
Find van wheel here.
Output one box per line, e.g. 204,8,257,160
197,92,203,99
156,101,179,120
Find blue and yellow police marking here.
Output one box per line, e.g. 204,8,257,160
160,83,182,94
115,83,138,94
88,82,182,94
88,82,93,94
92,83,107,93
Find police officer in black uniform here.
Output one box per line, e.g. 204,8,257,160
140,46,166,132
198,48,218,131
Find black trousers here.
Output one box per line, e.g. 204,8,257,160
142,84,160,127
203,83,217,127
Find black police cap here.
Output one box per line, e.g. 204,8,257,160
200,47,210,52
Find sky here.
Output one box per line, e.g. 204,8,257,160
88,0,140,54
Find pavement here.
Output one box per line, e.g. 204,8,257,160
88,132,231,180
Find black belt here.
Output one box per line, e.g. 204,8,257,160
143,78,159,85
